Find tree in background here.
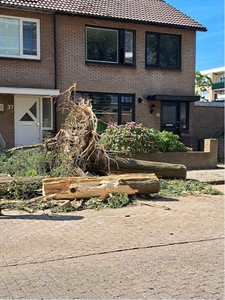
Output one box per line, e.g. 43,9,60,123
195,71,213,101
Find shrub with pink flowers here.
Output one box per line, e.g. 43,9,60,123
100,122,191,156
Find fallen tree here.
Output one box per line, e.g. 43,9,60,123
43,173,160,199
44,84,186,179
7,84,187,180
91,151,186,179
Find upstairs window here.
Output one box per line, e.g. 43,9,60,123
0,16,40,59
86,26,135,66
146,32,181,70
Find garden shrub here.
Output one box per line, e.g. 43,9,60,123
100,122,191,156
0,149,46,177
1,180,42,200
0,148,70,177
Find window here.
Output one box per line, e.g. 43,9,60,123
76,92,135,124
146,32,181,69
86,26,135,66
120,96,134,124
42,98,53,130
179,102,188,130
0,15,40,59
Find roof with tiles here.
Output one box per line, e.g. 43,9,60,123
0,0,207,31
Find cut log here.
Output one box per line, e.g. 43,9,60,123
92,154,186,179
42,173,159,200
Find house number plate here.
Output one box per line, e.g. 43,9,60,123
166,124,173,126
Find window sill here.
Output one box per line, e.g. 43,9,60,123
0,55,40,61
145,66,181,71
85,62,136,68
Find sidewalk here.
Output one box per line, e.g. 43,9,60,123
0,167,224,299
0,193,224,299
186,165,225,184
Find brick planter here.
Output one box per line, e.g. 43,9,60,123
118,139,218,170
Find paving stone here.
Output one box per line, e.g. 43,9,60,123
0,191,224,299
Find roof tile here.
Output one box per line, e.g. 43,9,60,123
0,0,207,31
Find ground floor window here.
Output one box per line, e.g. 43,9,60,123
42,97,53,129
76,92,135,125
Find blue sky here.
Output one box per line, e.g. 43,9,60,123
168,0,224,71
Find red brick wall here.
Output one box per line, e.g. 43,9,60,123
0,94,14,148
0,8,55,148
0,10,197,147
0,8,55,89
55,15,197,130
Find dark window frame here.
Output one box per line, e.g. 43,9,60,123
145,32,181,70
179,102,189,133
118,94,135,124
76,91,135,125
85,25,136,67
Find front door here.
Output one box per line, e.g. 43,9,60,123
161,101,189,135
15,96,41,146
161,102,179,134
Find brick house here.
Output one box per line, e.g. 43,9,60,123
0,0,206,148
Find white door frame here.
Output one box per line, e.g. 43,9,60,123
14,95,41,146
14,95,53,146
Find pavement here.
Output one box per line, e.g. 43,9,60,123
186,165,225,184
0,167,224,299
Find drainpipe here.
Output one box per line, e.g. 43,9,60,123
53,12,57,134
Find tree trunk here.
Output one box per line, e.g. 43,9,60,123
42,173,159,200
92,152,187,179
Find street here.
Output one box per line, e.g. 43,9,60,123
0,190,224,299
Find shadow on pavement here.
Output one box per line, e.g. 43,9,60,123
148,197,179,202
0,213,84,221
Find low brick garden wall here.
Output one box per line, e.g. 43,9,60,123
119,139,219,170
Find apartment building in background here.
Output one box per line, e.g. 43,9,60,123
197,67,225,102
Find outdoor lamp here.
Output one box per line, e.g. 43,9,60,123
150,104,156,114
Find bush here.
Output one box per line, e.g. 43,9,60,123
100,122,191,156
1,180,42,200
0,148,70,177
0,149,46,177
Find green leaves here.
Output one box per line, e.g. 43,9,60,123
195,71,213,92
100,122,190,156
1,180,42,200
154,179,222,198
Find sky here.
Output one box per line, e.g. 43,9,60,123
167,0,224,71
